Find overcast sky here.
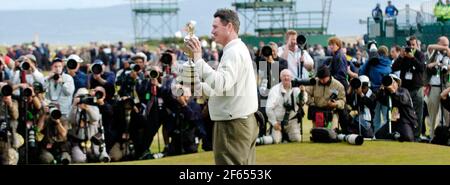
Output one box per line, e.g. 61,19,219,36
0,0,435,44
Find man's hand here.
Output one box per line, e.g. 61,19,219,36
186,38,202,62
3,96,13,107
79,103,88,110
274,123,282,131
327,100,337,109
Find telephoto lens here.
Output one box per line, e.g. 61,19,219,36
160,52,173,66
49,107,62,120
1,84,13,96
256,136,274,145
66,59,78,70
261,46,272,58
21,61,31,71
337,134,364,145
91,63,103,74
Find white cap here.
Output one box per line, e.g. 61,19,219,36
358,75,371,87
67,54,84,63
131,52,147,62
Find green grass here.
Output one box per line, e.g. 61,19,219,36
113,113,450,165
114,141,450,165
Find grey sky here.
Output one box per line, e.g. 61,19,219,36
0,0,434,44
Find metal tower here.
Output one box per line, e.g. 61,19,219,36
232,0,332,36
130,0,179,44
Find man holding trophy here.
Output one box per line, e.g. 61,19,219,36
185,9,258,165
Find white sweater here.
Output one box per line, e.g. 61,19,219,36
195,39,258,121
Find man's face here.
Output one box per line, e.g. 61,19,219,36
390,48,399,59
319,76,330,85
52,62,63,74
328,43,339,53
438,38,449,48
135,58,145,70
286,35,297,50
281,72,292,87
410,39,418,50
211,17,228,45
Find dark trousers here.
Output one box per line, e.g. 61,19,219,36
409,87,424,139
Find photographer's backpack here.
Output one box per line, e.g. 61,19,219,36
310,127,337,143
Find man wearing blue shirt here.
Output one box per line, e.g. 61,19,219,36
385,1,399,18
66,54,87,95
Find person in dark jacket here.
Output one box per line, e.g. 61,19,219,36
325,37,348,90
375,75,416,142
391,36,426,140
88,60,116,103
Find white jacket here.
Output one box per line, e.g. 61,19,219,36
265,83,307,126
195,39,258,121
45,73,75,115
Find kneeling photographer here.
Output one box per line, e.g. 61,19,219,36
36,103,71,164
375,75,416,142
68,88,108,163
346,76,376,138
0,82,21,165
305,66,346,131
262,69,306,144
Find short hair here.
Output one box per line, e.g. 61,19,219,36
328,37,343,49
285,30,297,39
392,45,402,53
214,9,240,33
378,45,389,56
280,69,293,78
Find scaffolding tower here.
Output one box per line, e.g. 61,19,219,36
232,0,332,36
130,0,179,44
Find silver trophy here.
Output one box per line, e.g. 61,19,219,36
178,20,199,96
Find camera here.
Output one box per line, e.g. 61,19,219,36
47,104,62,120
160,52,173,66
0,120,8,141
53,73,60,81
329,90,338,102
350,78,362,89
404,46,413,54
367,40,378,52
261,45,273,58
90,63,103,75
66,59,78,70
78,95,98,106
0,84,12,96
20,61,31,71
382,75,394,87
149,69,161,79
256,135,274,145
130,63,141,72
33,82,44,94
296,34,307,49
337,134,364,145
291,78,316,87
22,87,33,97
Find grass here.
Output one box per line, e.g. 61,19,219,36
112,112,450,165
114,141,450,165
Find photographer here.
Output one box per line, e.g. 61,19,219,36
66,54,87,94
0,82,21,165
440,86,450,112
325,37,349,90
88,60,115,103
278,30,314,80
36,104,71,164
11,55,45,95
90,86,115,152
392,36,426,141
163,86,202,156
265,69,305,143
346,76,376,138
425,36,450,139
44,58,75,119
305,66,346,130
375,75,416,142
68,88,105,163
255,42,288,137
